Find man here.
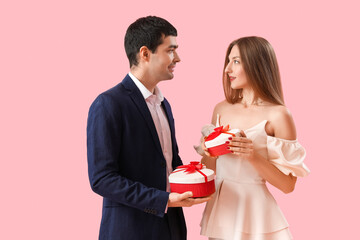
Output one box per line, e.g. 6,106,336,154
87,16,210,240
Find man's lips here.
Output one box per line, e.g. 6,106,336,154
169,65,176,72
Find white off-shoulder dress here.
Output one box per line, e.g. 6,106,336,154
199,119,310,240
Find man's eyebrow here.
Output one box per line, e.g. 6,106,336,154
168,45,178,49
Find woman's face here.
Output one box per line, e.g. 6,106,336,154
225,45,248,89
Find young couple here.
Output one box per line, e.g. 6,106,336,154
87,16,309,240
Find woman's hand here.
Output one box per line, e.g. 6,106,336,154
228,131,256,161
201,136,212,157
200,137,218,172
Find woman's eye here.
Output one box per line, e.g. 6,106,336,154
234,60,240,64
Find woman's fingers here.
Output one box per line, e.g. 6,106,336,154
227,132,255,160
227,134,254,156
204,149,211,157
228,141,253,148
229,146,253,153
228,136,252,143
240,130,247,137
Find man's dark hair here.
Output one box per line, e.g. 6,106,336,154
124,16,177,67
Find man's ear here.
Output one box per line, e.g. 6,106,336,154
139,46,151,62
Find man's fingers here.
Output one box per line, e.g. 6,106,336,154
191,195,212,204
178,191,193,201
169,192,212,207
183,195,212,206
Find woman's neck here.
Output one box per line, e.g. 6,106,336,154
240,88,263,107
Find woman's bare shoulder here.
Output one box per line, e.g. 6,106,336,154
268,105,292,118
267,105,297,140
211,100,231,125
213,99,232,112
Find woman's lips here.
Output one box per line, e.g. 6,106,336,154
229,76,235,81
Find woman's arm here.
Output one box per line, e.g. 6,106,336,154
199,102,224,173
201,155,217,173
247,146,297,194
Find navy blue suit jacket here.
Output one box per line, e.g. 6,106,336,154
87,75,186,240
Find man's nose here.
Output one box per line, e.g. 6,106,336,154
174,51,181,62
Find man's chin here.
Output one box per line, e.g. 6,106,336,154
162,73,174,81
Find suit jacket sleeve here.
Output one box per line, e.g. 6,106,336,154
87,94,169,218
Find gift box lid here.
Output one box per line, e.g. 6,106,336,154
169,162,215,184
205,128,240,148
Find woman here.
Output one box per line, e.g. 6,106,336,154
197,37,310,240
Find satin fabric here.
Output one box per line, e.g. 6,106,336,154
200,120,309,240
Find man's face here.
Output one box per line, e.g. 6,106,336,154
148,35,180,81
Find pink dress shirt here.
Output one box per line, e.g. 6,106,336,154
128,72,173,192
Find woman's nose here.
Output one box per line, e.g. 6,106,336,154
225,63,231,73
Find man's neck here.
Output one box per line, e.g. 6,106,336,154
130,68,157,93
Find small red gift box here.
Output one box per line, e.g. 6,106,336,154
169,161,215,197
204,125,240,156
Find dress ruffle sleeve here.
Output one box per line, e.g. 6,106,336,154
267,136,310,177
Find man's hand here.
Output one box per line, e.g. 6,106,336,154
168,191,212,207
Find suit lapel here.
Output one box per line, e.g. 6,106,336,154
122,75,163,157
161,99,175,142
162,98,178,168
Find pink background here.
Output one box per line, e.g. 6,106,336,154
1,0,359,239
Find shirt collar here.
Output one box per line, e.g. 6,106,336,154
128,72,164,103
